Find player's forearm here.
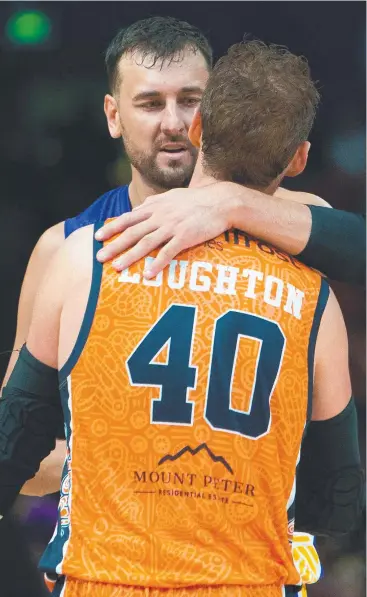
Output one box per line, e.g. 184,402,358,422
20,441,65,496
295,399,365,537
0,346,62,516
298,207,366,284
224,184,366,283
225,183,312,255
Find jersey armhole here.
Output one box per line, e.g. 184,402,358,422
306,277,330,421
59,222,104,382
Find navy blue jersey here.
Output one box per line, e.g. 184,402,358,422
64,185,130,238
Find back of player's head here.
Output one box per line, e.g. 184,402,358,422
105,16,213,93
200,40,320,188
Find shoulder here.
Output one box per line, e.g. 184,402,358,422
36,225,96,307
275,187,332,208
24,222,65,281
64,186,130,238
60,224,96,269
34,222,65,256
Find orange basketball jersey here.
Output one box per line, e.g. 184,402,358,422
40,223,329,593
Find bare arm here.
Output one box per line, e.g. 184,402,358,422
99,183,365,284
26,225,93,368
93,183,333,277
295,289,364,535
1,223,65,389
312,288,352,420
0,241,70,513
19,227,93,496
26,236,71,368
229,187,364,283
1,222,66,496
225,184,321,255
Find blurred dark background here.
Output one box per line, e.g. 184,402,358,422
0,2,365,596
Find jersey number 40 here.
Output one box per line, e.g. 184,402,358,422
126,304,285,440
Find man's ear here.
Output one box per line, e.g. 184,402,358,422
104,94,122,139
188,109,202,148
285,141,310,177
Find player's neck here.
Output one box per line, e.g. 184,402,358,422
189,152,218,189
128,168,168,209
189,151,282,195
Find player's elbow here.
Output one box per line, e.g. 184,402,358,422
295,465,365,537
20,476,49,498
323,467,365,536
295,399,364,537
20,471,60,497
21,440,66,497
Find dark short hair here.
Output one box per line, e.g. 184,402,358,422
105,16,213,92
200,40,320,188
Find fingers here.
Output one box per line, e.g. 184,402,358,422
95,210,150,242
112,229,173,272
143,237,188,279
96,220,157,263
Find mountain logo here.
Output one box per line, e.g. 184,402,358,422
158,442,234,475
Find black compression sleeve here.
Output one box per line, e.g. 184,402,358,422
295,399,365,537
6,344,59,396
5,345,65,440
297,207,366,285
0,345,63,517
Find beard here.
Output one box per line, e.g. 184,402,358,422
121,128,198,190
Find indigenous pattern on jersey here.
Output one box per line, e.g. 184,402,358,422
64,186,130,238
40,224,329,594
52,577,307,597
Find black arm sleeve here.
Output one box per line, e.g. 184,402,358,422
297,207,366,285
0,345,63,517
295,398,365,537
